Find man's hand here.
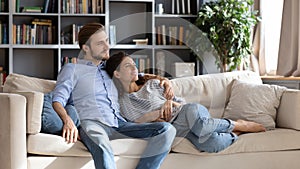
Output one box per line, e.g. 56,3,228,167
143,73,174,99
62,116,79,143
159,78,174,100
53,101,79,143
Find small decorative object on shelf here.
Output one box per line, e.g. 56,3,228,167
133,38,148,45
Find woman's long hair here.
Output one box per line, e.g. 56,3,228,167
106,51,146,96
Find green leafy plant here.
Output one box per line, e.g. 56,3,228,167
195,0,260,71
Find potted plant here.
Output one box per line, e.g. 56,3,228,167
194,0,259,72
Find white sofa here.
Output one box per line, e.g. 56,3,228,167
1,71,300,169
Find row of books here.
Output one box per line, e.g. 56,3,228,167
156,25,190,46
0,22,8,44
61,0,104,14
13,19,54,44
62,56,77,65
61,24,83,45
159,0,192,15
131,55,151,73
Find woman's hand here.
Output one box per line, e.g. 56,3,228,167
160,100,173,122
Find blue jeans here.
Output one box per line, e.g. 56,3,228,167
79,119,176,169
41,92,80,135
172,103,238,153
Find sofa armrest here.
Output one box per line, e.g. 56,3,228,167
14,91,44,134
0,93,27,169
276,89,300,130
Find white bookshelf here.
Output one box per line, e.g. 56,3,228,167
0,0,202,80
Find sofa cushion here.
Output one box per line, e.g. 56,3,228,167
277,89,300,130
3,73,56,134
27,133,148,157
170,71,262,118
172,129,300,155
223,79,286,130
3,73,56,93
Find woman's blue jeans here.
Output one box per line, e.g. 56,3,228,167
172,103,238,153
79,119,176,169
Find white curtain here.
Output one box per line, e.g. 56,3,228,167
277,0,300,76
251,0,284,76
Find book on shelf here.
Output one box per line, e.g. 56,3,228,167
43,0,56,13
0,22,8,44
156,26,162,45
72,24,83,44
171,0,175,14
178,26,184,45
21,6,43,13
15,0,20,12
187,0,191,14
0,66,6,86
171,0,191,14
181,0,185,14
0,0,7,12
161,25,166,45
155,51,166,77
109,25,116,45
169,26,177,45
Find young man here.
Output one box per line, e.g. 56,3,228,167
52,23,176,169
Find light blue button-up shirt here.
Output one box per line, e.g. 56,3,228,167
52,59,126,127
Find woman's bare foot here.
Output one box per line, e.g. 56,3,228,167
233,119,266,133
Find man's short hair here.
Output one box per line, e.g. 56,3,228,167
78,23,105,49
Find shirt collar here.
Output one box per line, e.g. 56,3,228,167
77,59,105,69
77,59,95,66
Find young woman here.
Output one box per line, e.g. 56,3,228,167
106,52,266,153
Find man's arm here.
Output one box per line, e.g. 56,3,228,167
53,102,78,143
142,73,174,100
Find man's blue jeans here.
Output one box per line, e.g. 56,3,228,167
79,119,176,169
41,92,80,135
172,103,238,153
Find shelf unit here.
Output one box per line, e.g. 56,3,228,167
0,0,202,80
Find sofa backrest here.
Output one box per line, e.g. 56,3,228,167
170,71,262,118
3,71,262,134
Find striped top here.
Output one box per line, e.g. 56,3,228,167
118,79,185,122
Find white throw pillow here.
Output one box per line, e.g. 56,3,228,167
223,79,287,130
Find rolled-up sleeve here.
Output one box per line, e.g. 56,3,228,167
52,64,75,107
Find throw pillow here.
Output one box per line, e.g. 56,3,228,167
223,79,287,130
41,91,80,135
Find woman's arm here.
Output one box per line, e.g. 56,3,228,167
134,110,161,123
133,100,181,123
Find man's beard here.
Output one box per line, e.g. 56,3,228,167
91,51,108,61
